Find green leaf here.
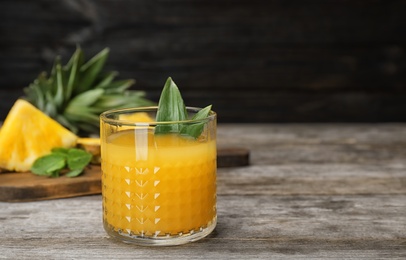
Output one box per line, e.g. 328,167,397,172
64,109,100,124
155,77,187,135
63,112,99,134
66,89,104,108
74,122,100,134
92,94,128,108
67,148,92,171
92,91,155,110
50,56,61,80
54,63,64,108
22,47,155,136
76,48,109,94
64,88,105,133
25,84,45,111
55,114,79,134
31,148,92,178
65,47,84,100
51,147,69,156
94,71,119,89
24,72,52,112
102,79,134,94
180,105,212,139
66,169,84,178
31,154,66,176
154,77,212,138
44,91,58,117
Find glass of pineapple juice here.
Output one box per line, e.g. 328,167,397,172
100,106,217,246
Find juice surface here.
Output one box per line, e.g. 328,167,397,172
102,129,216,237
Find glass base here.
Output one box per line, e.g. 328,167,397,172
104,217,217,246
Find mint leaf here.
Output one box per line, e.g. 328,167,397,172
66,169,84,178
155,77,187,135
31,147,92,178
51,147,69,153
31,154,66,176
67,148,92,170
51,147,69,157
180,105,212,139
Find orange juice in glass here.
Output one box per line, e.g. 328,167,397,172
100,107,217,245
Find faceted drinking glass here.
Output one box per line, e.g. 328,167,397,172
100,106,217,246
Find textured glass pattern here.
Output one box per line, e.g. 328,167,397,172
100,107,217,245
102,158,216,237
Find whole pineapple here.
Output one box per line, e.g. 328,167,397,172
24,47,154,135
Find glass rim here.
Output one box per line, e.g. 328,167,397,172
100,106,216,126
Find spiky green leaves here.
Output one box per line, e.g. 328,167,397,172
24,47,154,135
155,78,188,134
155,77,212,139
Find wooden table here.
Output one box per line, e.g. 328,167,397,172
1,124,405,259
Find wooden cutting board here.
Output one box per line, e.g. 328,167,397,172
0,147,249,202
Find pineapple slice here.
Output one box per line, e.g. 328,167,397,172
0,99,78,172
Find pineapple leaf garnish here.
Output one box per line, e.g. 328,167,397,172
155,77,188,134
23,47,155,135
155,77,212,139
180,104,212,138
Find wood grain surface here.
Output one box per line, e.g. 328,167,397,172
0,167,101,202
0,124,405,259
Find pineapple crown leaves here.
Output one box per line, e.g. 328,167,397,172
23,47,154,135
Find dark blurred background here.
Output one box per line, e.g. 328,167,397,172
1,0,406,123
